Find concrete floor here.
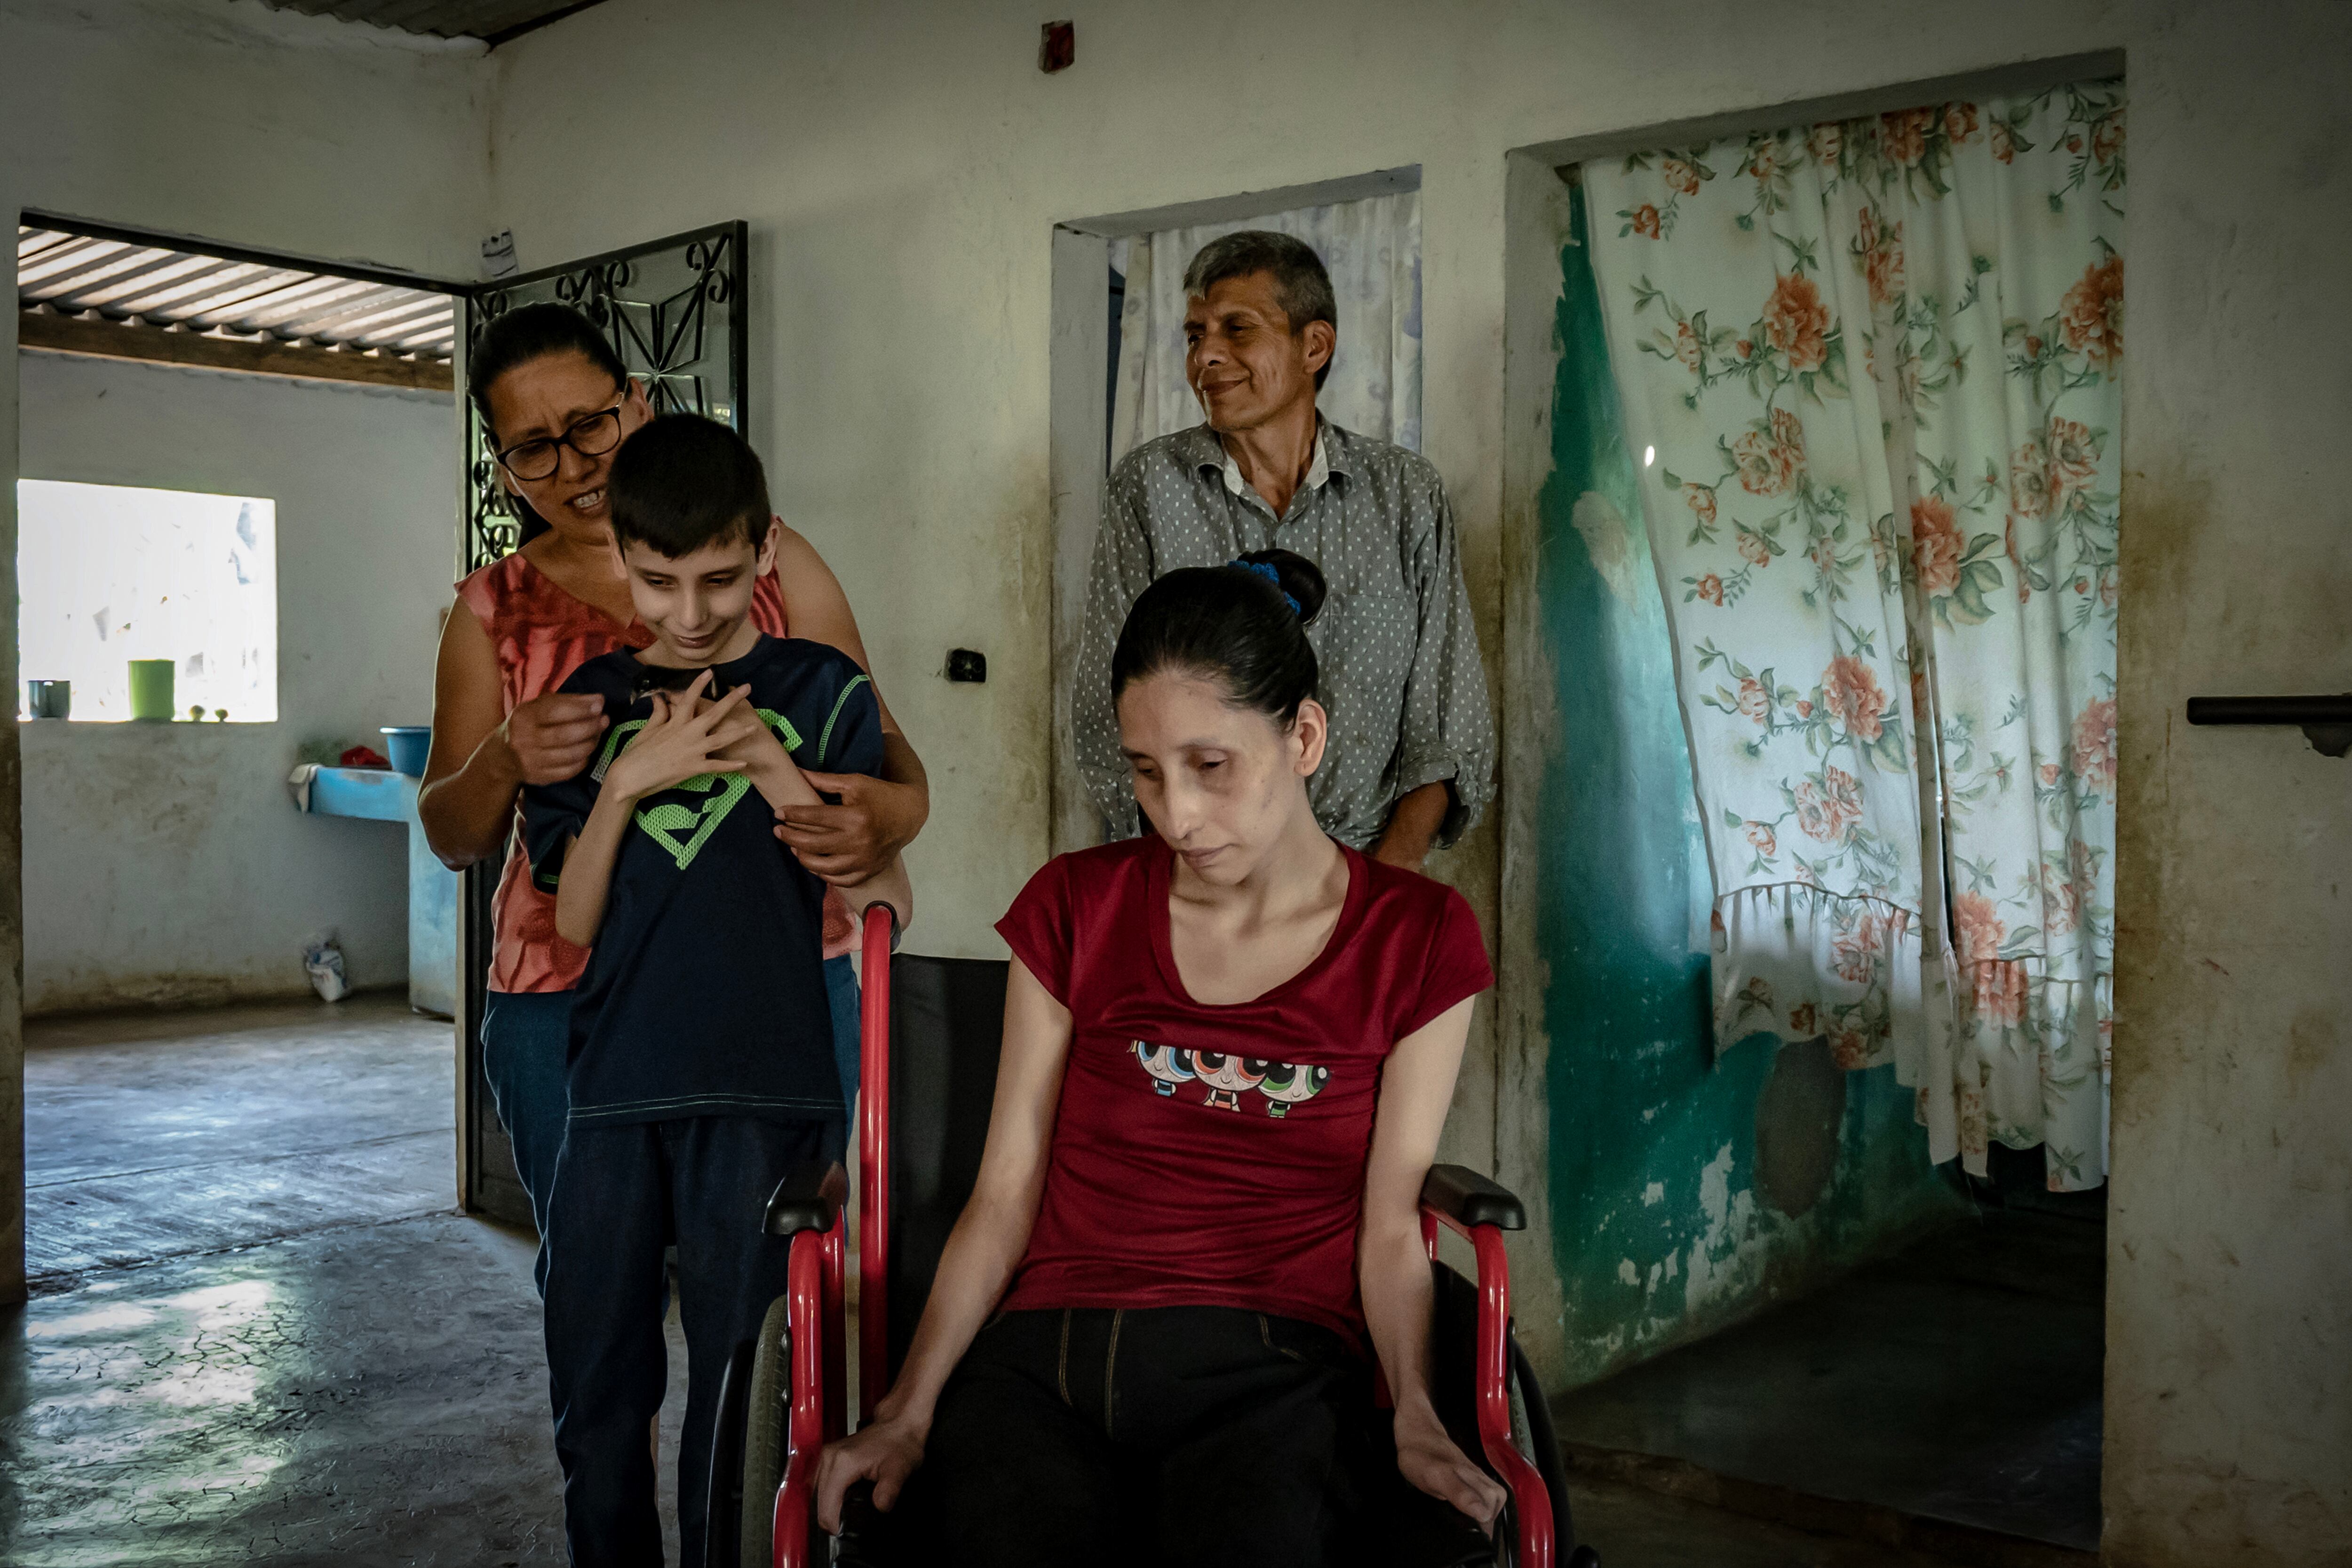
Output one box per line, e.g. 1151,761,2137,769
4,997,696,1566
24,998,457,1286
1554,1208,2106,1558
5,997,1998,1567
7,1211,578,1564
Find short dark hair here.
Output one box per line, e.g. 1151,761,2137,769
1111,549,1328,728
466,302,629,438
607,414,771,558
1181,231,1338,390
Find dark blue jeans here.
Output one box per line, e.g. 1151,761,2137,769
544,1115,834,1568
481,956,862,1294
480,989,572,1297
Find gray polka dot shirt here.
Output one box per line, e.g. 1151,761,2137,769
1076,419,1496,851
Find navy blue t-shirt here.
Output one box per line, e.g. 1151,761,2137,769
520,635,884,1130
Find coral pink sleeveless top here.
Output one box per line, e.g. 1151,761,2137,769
454,549,857,994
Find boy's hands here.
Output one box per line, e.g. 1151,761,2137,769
603,673,762,804
711,692,792,774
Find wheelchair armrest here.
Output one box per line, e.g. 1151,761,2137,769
1419,1163,1526,1232
764,1161,849,1236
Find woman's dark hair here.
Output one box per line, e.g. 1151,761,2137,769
1111,549,1327,727
608,414,771,557
465,302,630,437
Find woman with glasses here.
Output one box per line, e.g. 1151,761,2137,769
419,302,930,1289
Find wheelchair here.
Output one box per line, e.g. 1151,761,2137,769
707,906,1601,1568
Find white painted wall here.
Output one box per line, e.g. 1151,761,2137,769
0,0,492,281
484,3,2352,1559
2105,5,2352,1561
16,352,456,1011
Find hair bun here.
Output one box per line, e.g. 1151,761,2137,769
1236,549,1327,626
1113,552,1326,726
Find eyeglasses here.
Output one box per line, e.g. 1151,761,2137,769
494,403,625,482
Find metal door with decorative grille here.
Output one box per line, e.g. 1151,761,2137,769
455,222,748,1224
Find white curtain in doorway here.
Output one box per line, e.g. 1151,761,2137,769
1109,190,1422,461
1583,82,2123,1190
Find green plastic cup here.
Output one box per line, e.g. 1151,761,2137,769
128,660,176,721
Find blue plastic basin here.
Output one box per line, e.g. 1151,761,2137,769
381,726,432,778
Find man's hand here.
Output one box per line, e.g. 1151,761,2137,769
1371,780,1454,870
603,677,761,804
775,772,925,886
501,692,611,786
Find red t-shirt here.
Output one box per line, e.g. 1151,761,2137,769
992,836,1494,1345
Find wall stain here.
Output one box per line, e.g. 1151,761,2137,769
2112,455,2210,988
2286,1010,2337,1089
1754,1037,1846,1218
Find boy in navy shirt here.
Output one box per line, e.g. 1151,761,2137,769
522,414,910,1566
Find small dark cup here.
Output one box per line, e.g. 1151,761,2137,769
26,680,71,720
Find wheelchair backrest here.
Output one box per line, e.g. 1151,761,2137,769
882,951,1009,1382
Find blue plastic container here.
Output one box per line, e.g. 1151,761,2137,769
381,726,432,778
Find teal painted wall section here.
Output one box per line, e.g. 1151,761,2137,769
1537,186,1962,1386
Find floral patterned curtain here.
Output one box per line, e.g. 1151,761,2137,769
1582,81,2123,1190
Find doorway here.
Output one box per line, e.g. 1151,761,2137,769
1497,55,2123,1563
4,212,747,1564
1042,165,1422,858
13,214,469,1279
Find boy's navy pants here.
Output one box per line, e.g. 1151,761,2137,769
543,1114,834,1567
483,957,862,1300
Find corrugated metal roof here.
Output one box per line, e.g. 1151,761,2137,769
252,0,610,44
18,226,455,363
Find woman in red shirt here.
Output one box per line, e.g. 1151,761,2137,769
818,552,1503,1564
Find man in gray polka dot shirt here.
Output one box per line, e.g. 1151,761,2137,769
1075,230,1495,867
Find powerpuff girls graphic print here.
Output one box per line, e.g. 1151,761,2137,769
994,836,1492,1345
1130,1042,1332,1117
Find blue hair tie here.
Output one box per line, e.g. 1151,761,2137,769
1230,557,1303,618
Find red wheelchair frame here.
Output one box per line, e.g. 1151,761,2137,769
760,906,894,1561
750,904,1570,1567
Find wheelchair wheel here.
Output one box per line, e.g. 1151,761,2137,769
739,1293,792,1568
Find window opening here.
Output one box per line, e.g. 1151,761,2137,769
16,479,279,723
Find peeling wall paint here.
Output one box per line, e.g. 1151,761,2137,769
1531,187,1961,1386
